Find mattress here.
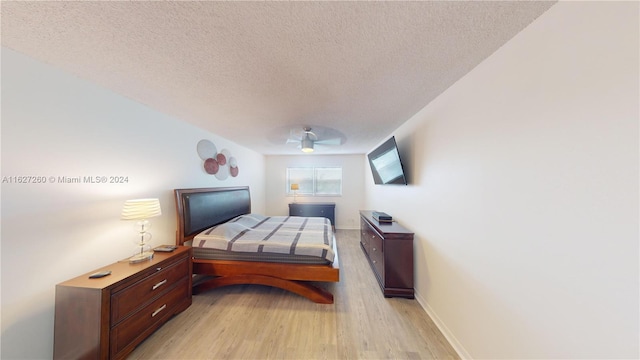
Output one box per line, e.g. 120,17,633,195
192,214,334,264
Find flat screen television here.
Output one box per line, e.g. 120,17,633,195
367,136,408,185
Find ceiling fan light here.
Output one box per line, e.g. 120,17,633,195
301,138,314,153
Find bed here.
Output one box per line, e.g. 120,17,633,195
174,186,340,304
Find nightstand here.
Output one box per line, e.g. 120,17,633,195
53,246,192,360
289,202,335,228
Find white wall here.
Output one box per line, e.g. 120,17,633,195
365,2,638,359
265,155,365,229
0,48,266,359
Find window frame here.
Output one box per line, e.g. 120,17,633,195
286,167,343,197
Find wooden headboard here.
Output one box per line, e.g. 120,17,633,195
174,186,251,245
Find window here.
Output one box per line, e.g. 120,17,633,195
287,167,342,196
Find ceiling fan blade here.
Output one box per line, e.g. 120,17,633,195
288,128,305,141
314,138,343,145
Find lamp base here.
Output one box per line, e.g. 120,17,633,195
129,251,154,264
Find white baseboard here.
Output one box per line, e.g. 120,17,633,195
414,291,472,360
334,226,360,230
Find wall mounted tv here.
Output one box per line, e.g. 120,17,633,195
367,136,408,185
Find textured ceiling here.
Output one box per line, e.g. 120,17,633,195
1,1,555,155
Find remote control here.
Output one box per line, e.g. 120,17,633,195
154,245,177,252
89,270,111,279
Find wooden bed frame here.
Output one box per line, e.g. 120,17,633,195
174,186,339,304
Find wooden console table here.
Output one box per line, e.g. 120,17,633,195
359,210,414,298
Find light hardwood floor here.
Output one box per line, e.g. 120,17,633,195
129,229,459,359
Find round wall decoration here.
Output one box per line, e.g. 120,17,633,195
203,158,219,174
196,139,217,160
216,153,227,166
197,140,239,179
229,157,239,177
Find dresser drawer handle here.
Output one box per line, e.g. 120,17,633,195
152,279,167,290
372,247,377,252
151,304,167,317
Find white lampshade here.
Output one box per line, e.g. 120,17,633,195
121,198,162,220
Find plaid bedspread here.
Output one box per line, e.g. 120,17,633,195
193,214,335,263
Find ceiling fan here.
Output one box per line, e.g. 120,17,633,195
285,126,345,153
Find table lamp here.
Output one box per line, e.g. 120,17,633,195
290,183,299,203
121,198,162,263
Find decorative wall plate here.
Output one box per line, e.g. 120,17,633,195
197,141,239,180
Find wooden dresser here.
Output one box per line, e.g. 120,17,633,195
359,211,414,298
53,246,192,359
289,202,336,228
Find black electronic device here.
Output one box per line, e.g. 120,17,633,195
372,211,393,223
367,136,408,185
88,270,112,279
154,245,177,252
